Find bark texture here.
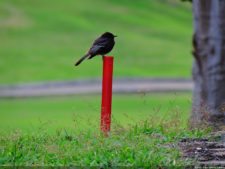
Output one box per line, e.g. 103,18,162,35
191,0,225,128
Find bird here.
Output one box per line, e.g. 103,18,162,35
75,32,117,66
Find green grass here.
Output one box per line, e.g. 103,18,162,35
0,0,192,84
0,117,206,167
0,93,209,166
0,1,197,165
0,93,192,133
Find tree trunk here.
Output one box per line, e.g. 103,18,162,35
191,0,225,129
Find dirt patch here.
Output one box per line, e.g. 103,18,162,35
0,3,32,28
179,132,225,167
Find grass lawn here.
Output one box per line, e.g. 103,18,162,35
0,93,192,133
0,0,192,84
0,93,208,167
0,0,204,166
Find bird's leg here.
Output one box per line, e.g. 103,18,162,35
102,55,104,61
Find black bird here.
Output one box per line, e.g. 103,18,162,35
75,32,117,66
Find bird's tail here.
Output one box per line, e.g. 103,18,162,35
75,53,90,66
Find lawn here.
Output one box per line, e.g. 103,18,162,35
0,93,208,167
0,93,192,133
0,0,198,166
0,0,192,84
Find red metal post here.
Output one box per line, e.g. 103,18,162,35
101,56,114,135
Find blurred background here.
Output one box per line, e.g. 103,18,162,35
0,0,193,133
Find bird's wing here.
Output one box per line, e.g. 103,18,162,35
93,36,108,45
89,38,108,54
89,44,104,54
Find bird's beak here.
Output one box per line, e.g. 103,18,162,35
114,35,117,37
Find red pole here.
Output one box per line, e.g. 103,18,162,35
101,56,114,135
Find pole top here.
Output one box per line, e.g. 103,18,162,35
104,55,114,58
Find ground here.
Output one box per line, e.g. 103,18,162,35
179,131,225,167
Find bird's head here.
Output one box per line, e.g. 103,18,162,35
101,32,117,38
